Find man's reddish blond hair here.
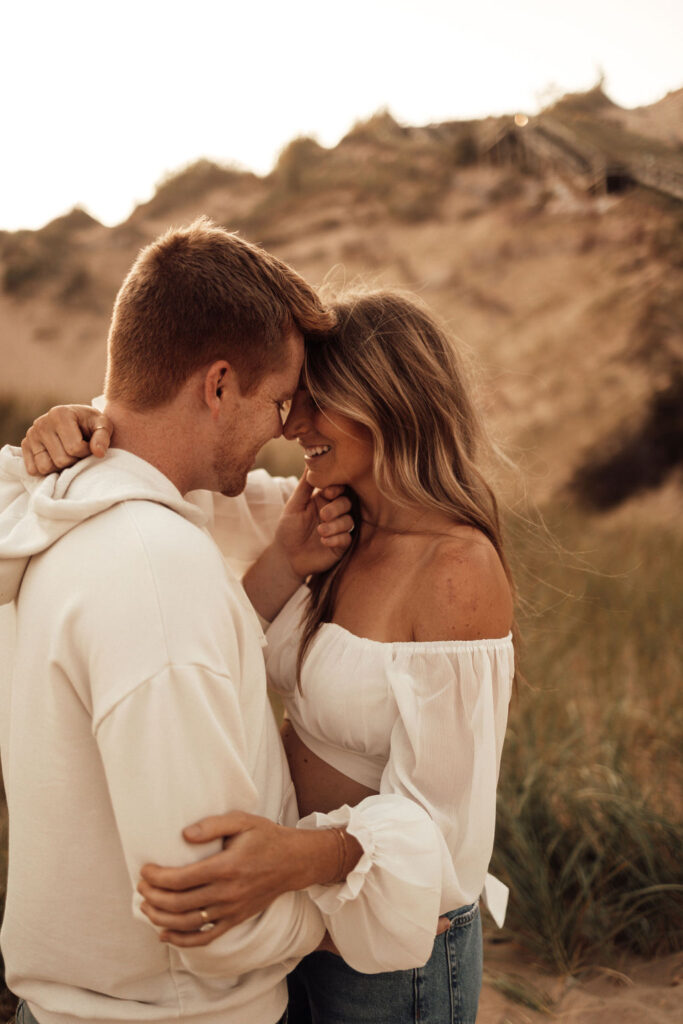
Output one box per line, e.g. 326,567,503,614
105,218,335,408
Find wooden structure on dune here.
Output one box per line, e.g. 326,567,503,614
480,114,683,202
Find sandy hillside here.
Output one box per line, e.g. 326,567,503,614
2,87,681,511
2,86,679,509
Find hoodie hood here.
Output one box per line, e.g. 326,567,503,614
0,446,208,604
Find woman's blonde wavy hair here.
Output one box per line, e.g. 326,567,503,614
297,288,514,683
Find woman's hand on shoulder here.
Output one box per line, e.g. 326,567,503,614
21,404,113,476
413,531,513,642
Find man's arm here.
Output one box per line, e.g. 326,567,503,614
82,503,325,977
95,662,324,977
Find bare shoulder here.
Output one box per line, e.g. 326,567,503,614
411,528,513,642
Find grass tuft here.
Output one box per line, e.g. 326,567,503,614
483,970,555,1012
492,511,683,972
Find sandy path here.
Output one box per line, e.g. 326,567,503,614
479,938,682,1023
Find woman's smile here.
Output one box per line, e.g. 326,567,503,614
302,443,332,462
284,389,373,490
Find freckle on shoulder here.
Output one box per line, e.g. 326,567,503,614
413,529,513,642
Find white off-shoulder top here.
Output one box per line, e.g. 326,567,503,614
183,471,514,973
265,586,514,972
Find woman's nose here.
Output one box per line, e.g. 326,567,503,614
283,390,311,440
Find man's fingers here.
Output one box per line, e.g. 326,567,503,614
141,902,196,931
320,533,353,553
141,901,224,933
318,514,355,540
141,846,241,891
317,495,352,523
141,860,217,891
183,811,255,844
90,429,109,457
138,878,219,913
319,485,345,500
285,474,315,511
159,919,232,947
52,408,112,458
318,513,354,536
22,423,64,475
31,444,60,475
37,428,82,470
140,898,238,945
20,405,112,475
89,416,113,457
20,438,38,476
45,407,94,460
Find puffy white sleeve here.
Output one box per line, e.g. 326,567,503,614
186,470,298,577
296,639,514,973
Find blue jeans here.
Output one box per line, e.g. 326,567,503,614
287,902,482,1024
16,1000,288,1024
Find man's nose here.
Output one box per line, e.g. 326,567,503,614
283,391,310,440
272,417,283,440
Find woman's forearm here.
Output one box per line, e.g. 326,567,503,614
136,813,363,946
242,478,354,622
242,542,304,623
288,825,363,889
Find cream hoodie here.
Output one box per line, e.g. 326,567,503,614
0,446,323,1024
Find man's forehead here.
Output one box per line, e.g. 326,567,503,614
278,329,304,392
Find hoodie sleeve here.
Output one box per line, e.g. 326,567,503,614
0,445,208,605
187,470,298,578
0,446,34,604
95,663,324,978
0,445,81,604
78,498,324,977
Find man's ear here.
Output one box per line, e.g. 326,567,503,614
203,361,237,419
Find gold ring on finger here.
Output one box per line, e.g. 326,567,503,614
198,908,215,932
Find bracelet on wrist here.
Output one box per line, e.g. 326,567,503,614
325,827,348,885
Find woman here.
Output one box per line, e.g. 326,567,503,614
24,289,514,1023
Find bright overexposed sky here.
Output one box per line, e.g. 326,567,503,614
3,0,681,231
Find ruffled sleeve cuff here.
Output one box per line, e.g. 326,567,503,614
297,795,443,973
296,803,376,912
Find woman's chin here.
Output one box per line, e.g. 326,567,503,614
305,465,327,486
305,463,344,490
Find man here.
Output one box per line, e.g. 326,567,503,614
0,219,356,1024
